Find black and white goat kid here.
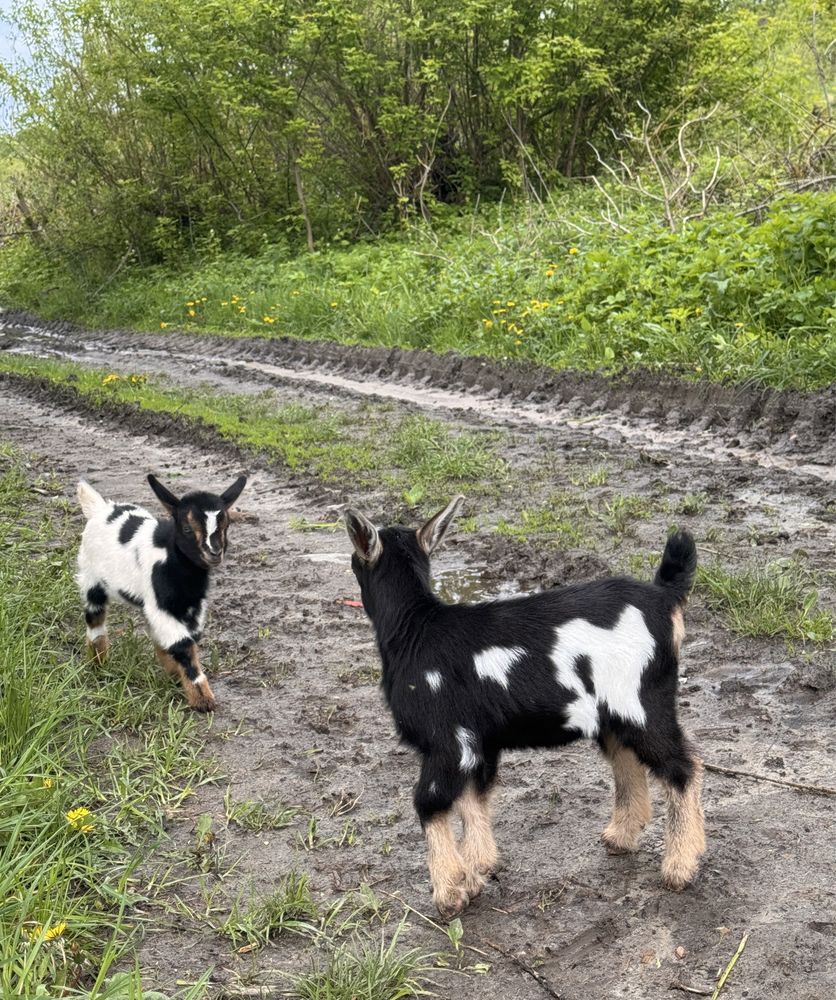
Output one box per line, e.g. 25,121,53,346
77,473,246,711
344,498,705,917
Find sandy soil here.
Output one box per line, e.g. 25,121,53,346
1,315,834,1000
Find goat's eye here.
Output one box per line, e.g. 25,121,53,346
182,524,193,535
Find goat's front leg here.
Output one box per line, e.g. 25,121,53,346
457,785,498,899
155,637,216,712
416,758,469,917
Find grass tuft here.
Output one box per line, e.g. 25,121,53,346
698,561,834,644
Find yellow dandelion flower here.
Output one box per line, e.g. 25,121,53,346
44,921,67,941
201,297,207,302
482,319,493,329
187,309,196,317
292,290,300,296
160,322,169,329
262,316,275,324
186,301,195,306
221,301,229,306
506,300,516,307
557,299,565,305
734,322,744,329
42,778,53,789
66,807,94,833
515,339,522,345
545,269,555,277
238,306,246,313
102,373,120,386
330,301,338,308
568,247,579,255
231,295,240,304
492,299,501,305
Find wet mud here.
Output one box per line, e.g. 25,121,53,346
1,317,835,1000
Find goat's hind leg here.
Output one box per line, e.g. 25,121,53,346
600,734,652,853
631,727,705,889
83,583,110,663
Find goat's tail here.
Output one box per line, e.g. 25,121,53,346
77,480,107,520
653,530,697,603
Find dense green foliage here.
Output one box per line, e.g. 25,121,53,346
0,1,834,389
4,193,834,388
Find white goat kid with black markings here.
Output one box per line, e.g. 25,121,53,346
77,472,246,711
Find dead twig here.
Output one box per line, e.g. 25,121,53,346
479,937,565,1000
704,762,836,797
670,983,713,996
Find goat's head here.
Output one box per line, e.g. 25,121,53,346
343,496,464,616
147,473,247,569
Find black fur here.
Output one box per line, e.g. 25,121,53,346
106,504,136,523
347,509,699,824
118,513,146,545
118,588,144,608
654,530,698,602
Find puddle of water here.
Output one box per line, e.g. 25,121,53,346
302,551,352,565
433,566,522,604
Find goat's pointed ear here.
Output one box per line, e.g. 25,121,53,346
417,495,464,555
221,474,247,508
344,508,382,564
147,474,180,515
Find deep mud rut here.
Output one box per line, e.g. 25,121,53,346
1,315,835,1000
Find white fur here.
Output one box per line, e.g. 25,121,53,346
86,625,107,641
204,510,221,553
551,604,656,738
76,491,193,650
473,645,525,689
456,726,479,771
425,670,443,692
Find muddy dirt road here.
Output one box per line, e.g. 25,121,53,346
1,314,835,999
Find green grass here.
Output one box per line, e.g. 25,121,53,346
223,788,300,832
0,447,212,998
292,924,433,1000
697,561,835,644
219,872,320,948
0,356,506,512
2,194,834,390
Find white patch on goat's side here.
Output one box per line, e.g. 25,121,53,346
425,670,443,692
456,726,479,771
193,671,208,685
86,625,107,641
473,645,525,689
551,605,656,738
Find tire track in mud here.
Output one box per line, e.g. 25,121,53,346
2,310,834,482
2,324,836,998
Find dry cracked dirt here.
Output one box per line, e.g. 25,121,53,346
1,313,834,999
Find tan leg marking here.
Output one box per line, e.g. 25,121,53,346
425,812,469,918
154,644,216,712
457,786,498,898
86,609,109,663
601,737,652,853
662,757,706,890
671,606,685,656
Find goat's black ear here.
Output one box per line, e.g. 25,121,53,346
417,495,464,555
344,508,382,564
147,474,180,515
221,474,247,508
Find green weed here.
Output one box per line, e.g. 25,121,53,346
220,872,319,948
698,561,834,644
223,788,300,832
